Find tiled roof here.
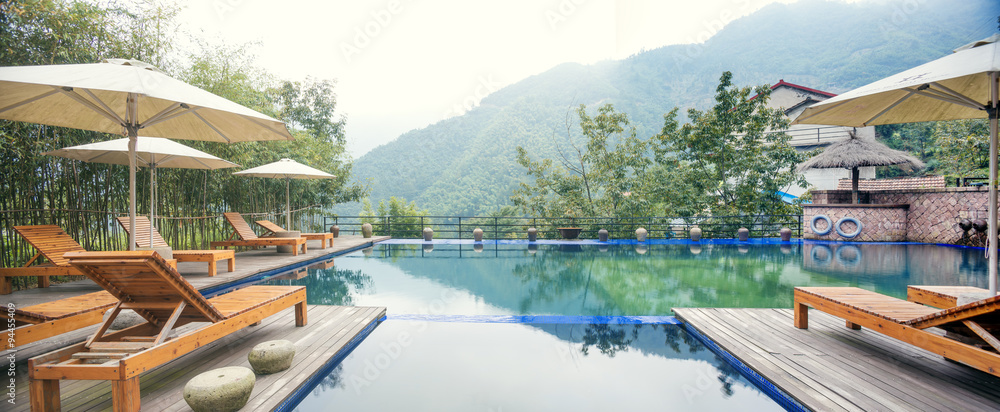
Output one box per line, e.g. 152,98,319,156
837,176,946,191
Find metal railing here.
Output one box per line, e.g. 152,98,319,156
323,214,803,240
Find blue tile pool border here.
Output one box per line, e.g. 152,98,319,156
680,321,808,412
273,314,387,412
386,314,681,324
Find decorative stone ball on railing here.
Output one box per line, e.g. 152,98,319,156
423,227,433,241
959,219,973,232
361,223,373,238
690,226,702,242
635,227,648,242
780,227,792,242
527,227,538,242
329,225,340,238
973,219,988,232
738,227,749,242
473,228,484,242
598,229,609,242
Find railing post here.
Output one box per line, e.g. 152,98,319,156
494,217,499,240
458,217,462,240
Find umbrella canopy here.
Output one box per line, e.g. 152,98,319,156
793,36,999,294
0,59,292,250
798,131,925,204
42,137,239,245
233,158,335,230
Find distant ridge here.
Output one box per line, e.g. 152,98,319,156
342,0,1000,216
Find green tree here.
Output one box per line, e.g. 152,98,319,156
934,119,989,177
511,103,652,220
360,196,428,237
654,72,806,221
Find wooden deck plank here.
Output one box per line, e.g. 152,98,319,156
674,308,1000,412
9,304,384,412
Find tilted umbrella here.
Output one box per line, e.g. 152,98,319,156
232,158,335,230
793,34,999,293
0,59,292,250
797,131,925,204
42,136,240,245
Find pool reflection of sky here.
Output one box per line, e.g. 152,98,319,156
269,242,985,411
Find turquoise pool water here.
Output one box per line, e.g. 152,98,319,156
265,241,987,411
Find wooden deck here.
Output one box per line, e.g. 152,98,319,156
4,235,389,358
8,304,386,412
674,308,1000,412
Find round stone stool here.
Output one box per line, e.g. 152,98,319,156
275,231,300,254
183,366,255,412
248,340,296,375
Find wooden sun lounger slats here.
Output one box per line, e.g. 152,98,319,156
28,250,307,412
116,216,236,276
908,285,991,309
794,286,1000,378
0,225,87,294
210,213,307,255
9,291,119,348
255,219,335,249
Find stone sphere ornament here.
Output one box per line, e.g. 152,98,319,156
361,223,373,238
690,226,702,242
183,367,255,412
635,227,648,242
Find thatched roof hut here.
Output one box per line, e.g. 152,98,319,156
798,131,925,203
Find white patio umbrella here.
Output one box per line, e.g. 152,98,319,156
0,59,292,250
42,136,240,245
793,35,1000,294
232,158,335,230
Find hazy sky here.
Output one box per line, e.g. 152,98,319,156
173,0,850,157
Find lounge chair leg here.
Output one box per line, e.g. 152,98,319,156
846,320,861,330
295,301,308,327
0,278,12,295
794,302,809,329
208,260,217,277
30,378,60,411
112,377,141,412
37,275,50,288
227,257,236,272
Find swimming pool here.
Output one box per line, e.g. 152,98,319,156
263,240,987,411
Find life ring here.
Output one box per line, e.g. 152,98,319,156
810,215,833,236
835,217,863,239
835,244,861,268
810,244,832,265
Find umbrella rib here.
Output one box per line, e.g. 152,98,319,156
793,99,853,124
0,89,60,114
143,105,195,128
141,102,184,128
912,88,986,111
865,89,917,125
929,81,988,108
58,87,124,126
190,110,232,143
82,89,126,125
241,114,292,140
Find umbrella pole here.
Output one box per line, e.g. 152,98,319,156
286,177,291,230
990,72,999,295
126,93,138,251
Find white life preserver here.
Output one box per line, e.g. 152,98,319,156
835,217,863,239
810,215,833,236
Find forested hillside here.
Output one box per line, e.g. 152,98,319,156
344,0,1000,216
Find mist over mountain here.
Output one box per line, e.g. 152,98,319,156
341,0,999,216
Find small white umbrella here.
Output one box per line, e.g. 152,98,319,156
793,35,1000,293
0,59,292,250
232,158,335,230
42,136,240,244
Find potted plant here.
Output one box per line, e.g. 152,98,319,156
557,210,582,240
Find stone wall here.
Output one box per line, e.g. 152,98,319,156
808,186,989,244
803,204,907,242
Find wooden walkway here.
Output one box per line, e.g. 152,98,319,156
673,308,1000,412
8,305,386,412
4,235,389,358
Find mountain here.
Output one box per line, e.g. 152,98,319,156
343,0,1000,216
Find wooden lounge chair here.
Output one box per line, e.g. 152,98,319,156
0,225,174,294
255,218,334,249
794,286,1000,378
116,216,236,276
908,285,991,309
9,291,119,348
29,250,307,412
211,212,307,255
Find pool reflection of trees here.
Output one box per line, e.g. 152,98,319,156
266,267,373,306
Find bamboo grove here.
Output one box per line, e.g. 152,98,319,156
0,0,367,288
